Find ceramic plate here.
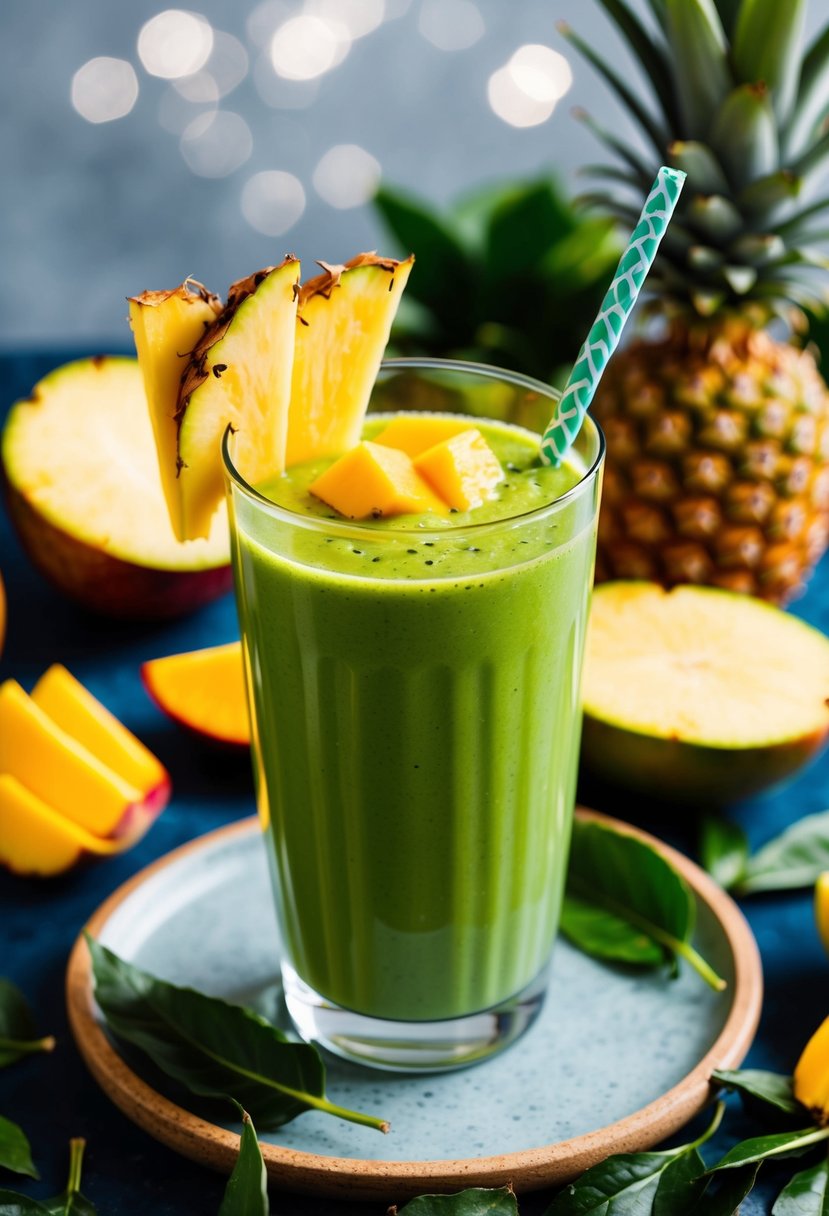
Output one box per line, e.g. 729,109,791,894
66,810,762,1201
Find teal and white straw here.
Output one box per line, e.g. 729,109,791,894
541,165,686,467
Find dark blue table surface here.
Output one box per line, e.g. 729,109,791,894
1,350,828,1215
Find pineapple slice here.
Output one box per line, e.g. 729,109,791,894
176,257,300,540
286,253,414,467
128,281,223,542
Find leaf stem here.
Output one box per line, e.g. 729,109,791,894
67,1138,86,1194
690,1100,726,1149
0,1034,56,1056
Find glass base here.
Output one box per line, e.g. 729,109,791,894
282,963,549,1072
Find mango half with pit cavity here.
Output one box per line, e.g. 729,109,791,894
0,666,170,876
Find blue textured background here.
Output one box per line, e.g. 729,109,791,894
2,350,829,1213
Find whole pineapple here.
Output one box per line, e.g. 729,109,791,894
563,0,829,603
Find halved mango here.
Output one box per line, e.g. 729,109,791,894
142,641,249,748
0,680,146,838
0,775,137,877
31,665,170,810
286,254,414,467
413,428,504,511
374,415,471,458
310,441,447,520
794,1016,829,1123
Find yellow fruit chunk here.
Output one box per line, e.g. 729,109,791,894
794,1016,829,1124
142,641,249,748
128,281,223,541
816,872,829,956
286,254,414,467
414,428,504,511
0,774,131,877
310,441,447,520
0,680,144,837
31,665,170,807
374,415,471,458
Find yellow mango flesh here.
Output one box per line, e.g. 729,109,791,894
142,641,249,746
32,665,169,797
414,428,504,511
374,415,471,458
794,1015,829,1123
816,872,829,956
310,441,447,520
0,774,127,877
0,680,143,837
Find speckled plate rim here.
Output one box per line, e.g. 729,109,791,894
66,808,763,1202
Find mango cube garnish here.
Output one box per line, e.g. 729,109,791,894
374,415,472,458
309,440,447,520
414,428,504,511
794,1015,829,1124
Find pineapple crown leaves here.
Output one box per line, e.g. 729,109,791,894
562,0,829,323
373,177,621,386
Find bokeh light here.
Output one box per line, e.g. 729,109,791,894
270,15,351,81
253,51,320,108
180,110,253,177
241,170,306,235
313,144,381,209
487,43,572,128
246,0,292,48
307,0,385,40
71,57,139,124
418,0,484,51
157,82,218,134
172,72,220,104
138,10,214,80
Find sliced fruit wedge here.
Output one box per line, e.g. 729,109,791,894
0,775,142,878
581,582,829,804
142,641,249,748
176,257,300,540
286,253,414,467
31,664,170,813
129,280,223,542
1,357,231,619
0,679,157,838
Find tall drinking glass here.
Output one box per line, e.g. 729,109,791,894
223,359,604,1071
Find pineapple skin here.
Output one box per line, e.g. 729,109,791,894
592,323,829,605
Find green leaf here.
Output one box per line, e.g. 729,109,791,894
785,24,829,158
788,131,829,188
219,1107,268,1216
592,0,679,128
711,0,741,39
663,0,731,140
667,141,730,194
373,187,475,331
0,1119,37,1181
87,936,388,1134
545,1146,706,1214
556,22,668,156
699,816,749,889
709,1126,829,1172
713,1069,803,1118
687,195,743,240
0,1195,51,1215
563,819,726,990
732,0,806,122
560,895,665,967
773,1158,829,1214
394,1188,518,1216
739,170,802,216
709,84,779,190
0,981,54,1069
698,1163,762,1214
574,108,657,181
484,182,574,276
734,810,829,895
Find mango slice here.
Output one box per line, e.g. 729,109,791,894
374,415,471,458
32,665,170,807
310,441,447,520
414,428,504,511
794,1015,829,1123
142,641,249,748
286,254,414,467
0,774,133,877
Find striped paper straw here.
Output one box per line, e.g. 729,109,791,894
540,165,686,467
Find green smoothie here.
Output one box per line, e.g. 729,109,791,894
228,413,601,1024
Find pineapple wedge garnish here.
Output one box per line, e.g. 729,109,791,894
175,257,300,540
128,281,222,542
286,253,414,467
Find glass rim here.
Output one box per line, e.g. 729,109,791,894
221,356,605,540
